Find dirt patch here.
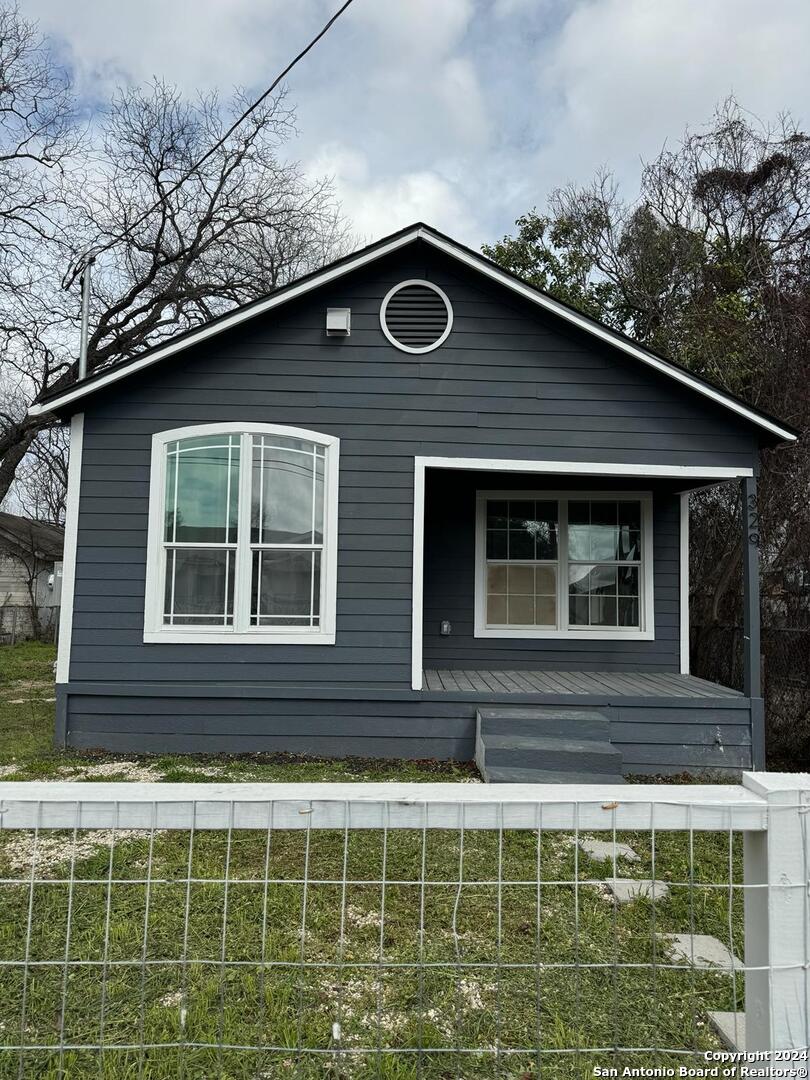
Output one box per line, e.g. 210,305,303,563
0,829,153,875
56,760,163,783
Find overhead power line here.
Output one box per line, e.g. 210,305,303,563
63,0,357,290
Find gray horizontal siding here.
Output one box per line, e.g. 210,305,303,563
62,689,754,774
69,241,759,697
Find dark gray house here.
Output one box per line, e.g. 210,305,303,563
31,223,797,779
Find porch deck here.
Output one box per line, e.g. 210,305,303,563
422,668,742,699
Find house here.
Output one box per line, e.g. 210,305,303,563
29,223,798,779
0,512,64,642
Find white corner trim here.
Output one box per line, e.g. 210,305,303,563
411,459,427,690
472,489,655,641
56,413,83,684
679,492,690,674
144,422,339,644
380,279,453,354
30,225,796,444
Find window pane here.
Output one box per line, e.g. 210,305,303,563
619,501,641,529
618,596,640,626
568,564,594,595
583,501,619,561
486,530,507,559
508,500,538,560
568,500,589,526
569,595,589,626
590,595,617,626
535,595,556,626
508,525,534,560
501,499,559,560
567,500,590,561
163,548,234,625
508,594,534,625
534,565,556,596
487,593,507,624
165,436,240,543
567,499,642,562
486,500,508,529
252,437,323,545
618,565,639,596
252,549,320,626
487,564,507,594
567,561,639,629
508,564,534,595
618,528,642,561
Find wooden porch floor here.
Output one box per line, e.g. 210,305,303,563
422,668,742,698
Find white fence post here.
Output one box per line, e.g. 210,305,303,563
742,772,810,1052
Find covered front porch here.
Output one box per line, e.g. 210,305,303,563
412,456,763,778
417,666,755,778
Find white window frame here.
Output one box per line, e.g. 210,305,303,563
474,490,655,641
144,422,339,644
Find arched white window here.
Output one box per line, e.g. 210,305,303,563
144,423,339,643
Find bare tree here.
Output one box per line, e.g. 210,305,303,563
0,4,81,505
0,8,351,508
13,424,68,524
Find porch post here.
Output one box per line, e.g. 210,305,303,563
742,473,765,768
742,474,761,699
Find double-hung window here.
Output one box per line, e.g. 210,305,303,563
475,491,653,640
145,424,338,643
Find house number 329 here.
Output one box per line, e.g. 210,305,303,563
747,493,760,547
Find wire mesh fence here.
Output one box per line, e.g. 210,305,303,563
0,780,806,1077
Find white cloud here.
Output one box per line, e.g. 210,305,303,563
18,0,810,249
531,0,810,196
307,144,478,243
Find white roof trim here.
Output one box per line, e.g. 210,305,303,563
30,225,797,442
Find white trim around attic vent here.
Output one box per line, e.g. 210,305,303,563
29,225,797,443
380,279,453,354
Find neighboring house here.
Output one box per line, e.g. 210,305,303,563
0,512,64,641
30,223,798,778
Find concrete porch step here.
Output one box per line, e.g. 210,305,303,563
482,732,622,774
475,706,624,784
476,707,610,741
485,766,626,785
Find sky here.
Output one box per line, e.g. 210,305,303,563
21,0,810,250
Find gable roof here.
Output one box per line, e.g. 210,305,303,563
29,222,797,443
0,512,64,560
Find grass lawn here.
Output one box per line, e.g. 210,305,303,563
0,642,743,1077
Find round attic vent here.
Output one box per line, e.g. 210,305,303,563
380,280,453,354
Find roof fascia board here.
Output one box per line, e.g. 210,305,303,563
31,224,796,443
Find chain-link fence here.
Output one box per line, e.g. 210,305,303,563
691,624,810,767
0,604,59,646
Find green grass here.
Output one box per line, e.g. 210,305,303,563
0,642,742,1077
0,643,473,783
